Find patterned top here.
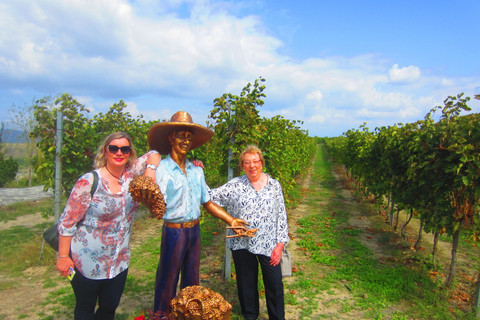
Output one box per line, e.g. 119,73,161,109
155,155,210,223
58,150,159,280
210,174,289,257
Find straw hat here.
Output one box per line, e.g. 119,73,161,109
148,111,214,155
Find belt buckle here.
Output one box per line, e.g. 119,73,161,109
184,220,195,228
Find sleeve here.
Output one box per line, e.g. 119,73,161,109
58,172,95,236
132,150,160,175
199,167,211,205
274,180,290,244
209,181,232,208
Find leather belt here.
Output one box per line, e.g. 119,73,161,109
164,218,200,229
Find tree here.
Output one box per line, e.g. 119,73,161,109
203,77,266,179
193,77,316,189
9,101,38,186
31,94,158,195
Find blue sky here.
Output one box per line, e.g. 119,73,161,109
1,0,479,137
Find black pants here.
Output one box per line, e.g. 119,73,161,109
70,267,128,320
232,249,285,320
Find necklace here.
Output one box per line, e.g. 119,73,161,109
105,166,124,184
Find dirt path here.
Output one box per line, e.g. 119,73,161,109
281,158,372,319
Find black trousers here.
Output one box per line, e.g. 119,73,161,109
232,249,285,320
70,267,128,320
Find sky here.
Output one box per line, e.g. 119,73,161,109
1,0,479,137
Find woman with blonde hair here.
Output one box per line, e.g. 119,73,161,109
56,131,160,320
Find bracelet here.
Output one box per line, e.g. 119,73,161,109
58,255,69,258
146,164,157,170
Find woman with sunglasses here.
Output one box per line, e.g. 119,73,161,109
55,131,161,320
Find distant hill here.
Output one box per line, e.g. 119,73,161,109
1,129,28,143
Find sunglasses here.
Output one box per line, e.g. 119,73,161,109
107,145,132,154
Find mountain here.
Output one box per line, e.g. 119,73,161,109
1,129,28,143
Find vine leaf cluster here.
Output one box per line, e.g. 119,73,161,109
325,93,480,287
30,77,316,202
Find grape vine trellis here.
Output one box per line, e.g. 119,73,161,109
31,78,316,198
324,93,480,288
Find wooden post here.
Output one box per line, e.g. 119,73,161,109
475,272,480,317
223,106,235,281
223,147,233,280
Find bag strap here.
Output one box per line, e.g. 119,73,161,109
90,170,99,198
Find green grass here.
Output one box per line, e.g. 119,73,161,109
0,197,54,222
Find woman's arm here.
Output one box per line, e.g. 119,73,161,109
56,172,95,277
56,235,74,277
271,180,289,266
131,150,161,180
144,152,161,181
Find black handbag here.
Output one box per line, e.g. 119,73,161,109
43,223,60,251
43,171,98,251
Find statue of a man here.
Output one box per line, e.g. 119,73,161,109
147,111,250,317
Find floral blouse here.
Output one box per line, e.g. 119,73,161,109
58,150,158,280
209,174,289,257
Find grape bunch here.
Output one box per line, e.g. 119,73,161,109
170,285,232,320
129,176,166,220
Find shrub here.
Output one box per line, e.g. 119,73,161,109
0,156,19,187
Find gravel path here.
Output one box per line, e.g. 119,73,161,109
0,186,54,206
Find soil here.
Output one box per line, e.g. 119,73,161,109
0,159,479,319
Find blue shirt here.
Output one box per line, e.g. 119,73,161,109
155,155,211,223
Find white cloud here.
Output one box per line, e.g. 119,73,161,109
309,114,327,124
306,90,323,101
0,0,478,138
388,64,421,83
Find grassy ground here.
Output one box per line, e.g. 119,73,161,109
1,144,480,319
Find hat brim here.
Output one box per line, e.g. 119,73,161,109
148,122,214,155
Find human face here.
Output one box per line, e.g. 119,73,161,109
242,152,263,182
170,130,193,156
105,138,130,168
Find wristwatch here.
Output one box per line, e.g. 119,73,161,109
146,164,157,170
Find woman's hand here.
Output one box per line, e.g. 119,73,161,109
56,235,74,277
191,160,204,169
56,256,75,277
270,242,284,266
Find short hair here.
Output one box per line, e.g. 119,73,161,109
238,145,265,169
94,132,137,169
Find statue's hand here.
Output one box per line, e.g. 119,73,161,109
226,219,257,238
129,176,166,219
231,218,248,228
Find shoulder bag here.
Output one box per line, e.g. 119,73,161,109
275,199,292,277
281,247,292,277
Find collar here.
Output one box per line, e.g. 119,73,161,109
164,154,193,172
